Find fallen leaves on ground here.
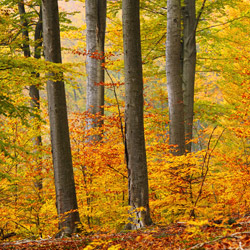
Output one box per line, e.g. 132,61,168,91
2,218,250,249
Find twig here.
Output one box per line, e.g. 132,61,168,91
11,221,33,235
191,126,225,217
190,231,250,249
142,32,166,63
105,69,125,146
105,69,129,167
195,0,207,32
107,164,127,178
1,232,16,240
201,126,217,176
197,16,249,33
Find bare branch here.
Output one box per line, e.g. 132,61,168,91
107,164,127,178
195,0,207,32
105,69,125,146
197,16,249,33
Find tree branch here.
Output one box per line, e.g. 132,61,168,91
195,0,207,32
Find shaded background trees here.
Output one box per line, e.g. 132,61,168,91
85,0,107,141
182,0,196,153
166,0,185,155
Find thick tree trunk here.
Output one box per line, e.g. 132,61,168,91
166,0,185,156
85,0,106,141
42,0,80,236
122,0,152,229
182,0,196,153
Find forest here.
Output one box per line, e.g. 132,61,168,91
0,0,250,249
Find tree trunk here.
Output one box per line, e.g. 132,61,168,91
18,1,30,58
30,6,43,190
166,0,185,156
34,7,43,60
18,1,43,190
122,0,152,229
182,0,196,153
85,0,106,141
42,0,80,236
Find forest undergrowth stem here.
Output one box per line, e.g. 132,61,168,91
105,68,129,168
105,69,125,145
190,126,225,218
105,69,141,226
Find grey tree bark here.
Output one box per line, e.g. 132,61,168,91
85,0,106,141
122,0,152,229
42,0,80,236
182,0,196,153
166,0,185,156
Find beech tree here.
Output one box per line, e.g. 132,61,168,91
18,1,43,189
42,0,80,236
166,0,185,156
31,6,43,190
167,0,203,154
85,0,106,141
18,0,30,58
122,0,152,229
182,0,196,153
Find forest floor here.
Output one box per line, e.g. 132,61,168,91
1,217,250,249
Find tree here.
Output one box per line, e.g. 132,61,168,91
182,0,196,153
18,0,43,190
18,0,30,58
31,6,43,190
85,0,107,141
122,0,152,229
166,0,185,156
42,0,80,236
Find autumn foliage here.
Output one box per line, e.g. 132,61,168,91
0,0,250,249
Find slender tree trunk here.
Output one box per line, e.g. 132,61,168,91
166,0,185,156
42,0,80,236
31,6,43,190
34,7,43,61
18,1,43,190
18,1,30,58
85,0,106,141
122,0,152,229
182,0,196,153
